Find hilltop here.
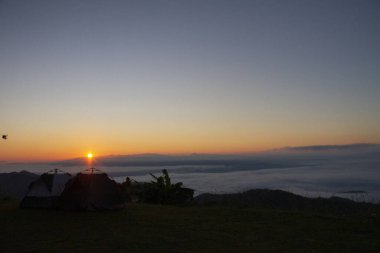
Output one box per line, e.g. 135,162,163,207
194,189,380,215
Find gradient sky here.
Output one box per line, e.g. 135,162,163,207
1,0,379,161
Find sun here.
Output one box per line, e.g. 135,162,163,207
87,153,93,158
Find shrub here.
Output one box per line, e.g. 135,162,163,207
140,169,194,205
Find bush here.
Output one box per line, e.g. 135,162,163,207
120,170,194,205
140,169,194,204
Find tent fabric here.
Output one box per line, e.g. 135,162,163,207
59,172,125,211
27,179,51,197
51,174,72,195
40,173,54,192
20,172,72,209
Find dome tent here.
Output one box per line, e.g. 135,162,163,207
59,168,125,211
20,169,72,209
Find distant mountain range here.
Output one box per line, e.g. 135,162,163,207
278,143,380,152
50,143,380,167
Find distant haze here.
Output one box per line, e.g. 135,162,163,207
1,143,379,203
1,0,379,161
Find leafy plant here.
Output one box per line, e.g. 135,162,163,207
142,169,194,204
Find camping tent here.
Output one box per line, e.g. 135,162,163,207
20,169,72,209
59,168,125,211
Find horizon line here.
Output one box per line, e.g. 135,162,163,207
1,142,378,164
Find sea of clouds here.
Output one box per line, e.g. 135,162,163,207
1,144,379,202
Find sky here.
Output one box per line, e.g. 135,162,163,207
0,0,379,161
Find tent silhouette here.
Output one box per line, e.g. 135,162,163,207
59,168,125,211
20,169,72,209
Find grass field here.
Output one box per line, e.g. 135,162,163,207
0,200,379,253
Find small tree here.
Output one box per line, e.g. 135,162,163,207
141,169,194,204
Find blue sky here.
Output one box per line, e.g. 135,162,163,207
0,0,379,160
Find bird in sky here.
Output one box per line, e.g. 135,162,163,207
2,135,8,140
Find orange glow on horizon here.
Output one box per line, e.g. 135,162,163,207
86,152,94,167
0,128,378,162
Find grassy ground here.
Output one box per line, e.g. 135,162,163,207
0,200,379,253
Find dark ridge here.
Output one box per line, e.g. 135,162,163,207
0,171,39,199
281,143,380,152
194,189,380,215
